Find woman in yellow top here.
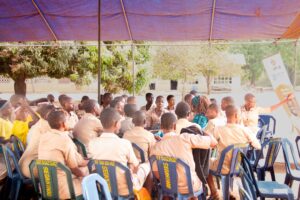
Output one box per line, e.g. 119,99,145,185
0,100,13,140
11,97,39,145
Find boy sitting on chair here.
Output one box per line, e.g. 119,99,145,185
89,108,150,196
38,110,88,199
150,113,217,196
207,105,261,200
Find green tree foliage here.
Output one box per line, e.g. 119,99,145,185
152,44,240,94
0,42,150,95
231,41,300,86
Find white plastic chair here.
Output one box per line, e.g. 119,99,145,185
82,173,112,200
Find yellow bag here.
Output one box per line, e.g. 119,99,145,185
134,187,151,200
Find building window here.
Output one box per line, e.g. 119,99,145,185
170,80,178,90
0,76,11,83
213,76,232,84
149,83,156,90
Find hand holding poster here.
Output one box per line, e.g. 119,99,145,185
263,53,300,135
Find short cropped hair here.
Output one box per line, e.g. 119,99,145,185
222,96,234,106
124,104,137,118
225,105,238,118
47,110,66,129
82,99,98,113
175,101,190,119
145,93,153,99
245,93,255,101
156,95,164,102
100,108,121,129
208,103,219,112
110,98,122,108
58,94,67,105
37,104,55,119
161,113,177,130
132,111,146,126
167,95,174,102
127,96,136,104
184,94,193,102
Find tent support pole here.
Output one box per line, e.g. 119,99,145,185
120,0,135,95
209,0,217,45
294,39,299,86
97,0,102,103
31,0,58,41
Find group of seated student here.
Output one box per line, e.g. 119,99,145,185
0,90,294,199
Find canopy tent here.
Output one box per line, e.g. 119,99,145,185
1,0,300,42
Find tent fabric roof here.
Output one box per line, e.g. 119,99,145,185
1,0,300,42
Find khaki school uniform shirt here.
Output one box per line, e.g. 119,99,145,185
66,111,79,130
140,104,155,112
145,108,169,129
19,119,51,178
204,118,226,135
175,118,201,135
210,123,261,174
38,129,86,199
89,133,140,195
119,117,134,134
73,113,102,154
150,132,212,194
123,126,156,162
240,106,271,134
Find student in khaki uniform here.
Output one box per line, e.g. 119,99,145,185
207,105,261,200
240,93,293,134
146,96,168,130
140,93,155,112
73,99,102,155
175,101,200,135
19,104,55,178
38,110,88,199
119,104,137,136
110,97,125,118
165,95,175,113
150,113,217,195
123,111,156,162
60,96,78,130
89,108,150,196
204,103,225,135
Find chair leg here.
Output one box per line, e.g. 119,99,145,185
284,174,291,186
257,169,265,181
298,184,300,200
221,176,230,200
269,167,276,181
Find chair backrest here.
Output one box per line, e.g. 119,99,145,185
2,144,25,180
281,138,300,175
254,138,282,169
238,166,257,199
256,125,268,144
29,159,77,200
295,136,300,158
132,143,146,163
90,160,134,199
10,135,25,160
215,143,249,176
82,173,112,200
259,115,276,134
149,155,195,198
240,153,259,197
73,138,88,158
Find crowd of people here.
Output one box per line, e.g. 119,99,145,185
0,90,293,199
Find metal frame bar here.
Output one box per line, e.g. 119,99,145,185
209,0,217,42
97,0,102,103
31,0,58,41
120,0,136,95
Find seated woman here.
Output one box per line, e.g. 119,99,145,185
192,96,210,129
19,104,55,178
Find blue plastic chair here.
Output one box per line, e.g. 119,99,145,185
82,173,112,200
10,135,25,160
295,135,300,158
240,152,294,200
259,114,276,135
238,168,257,200
210,143,249,200
282,138,300,199
29,159,83,200
132,143,146,163
253,138,282,181
149,155,203,200
2,144,32,200
89,160,134,200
